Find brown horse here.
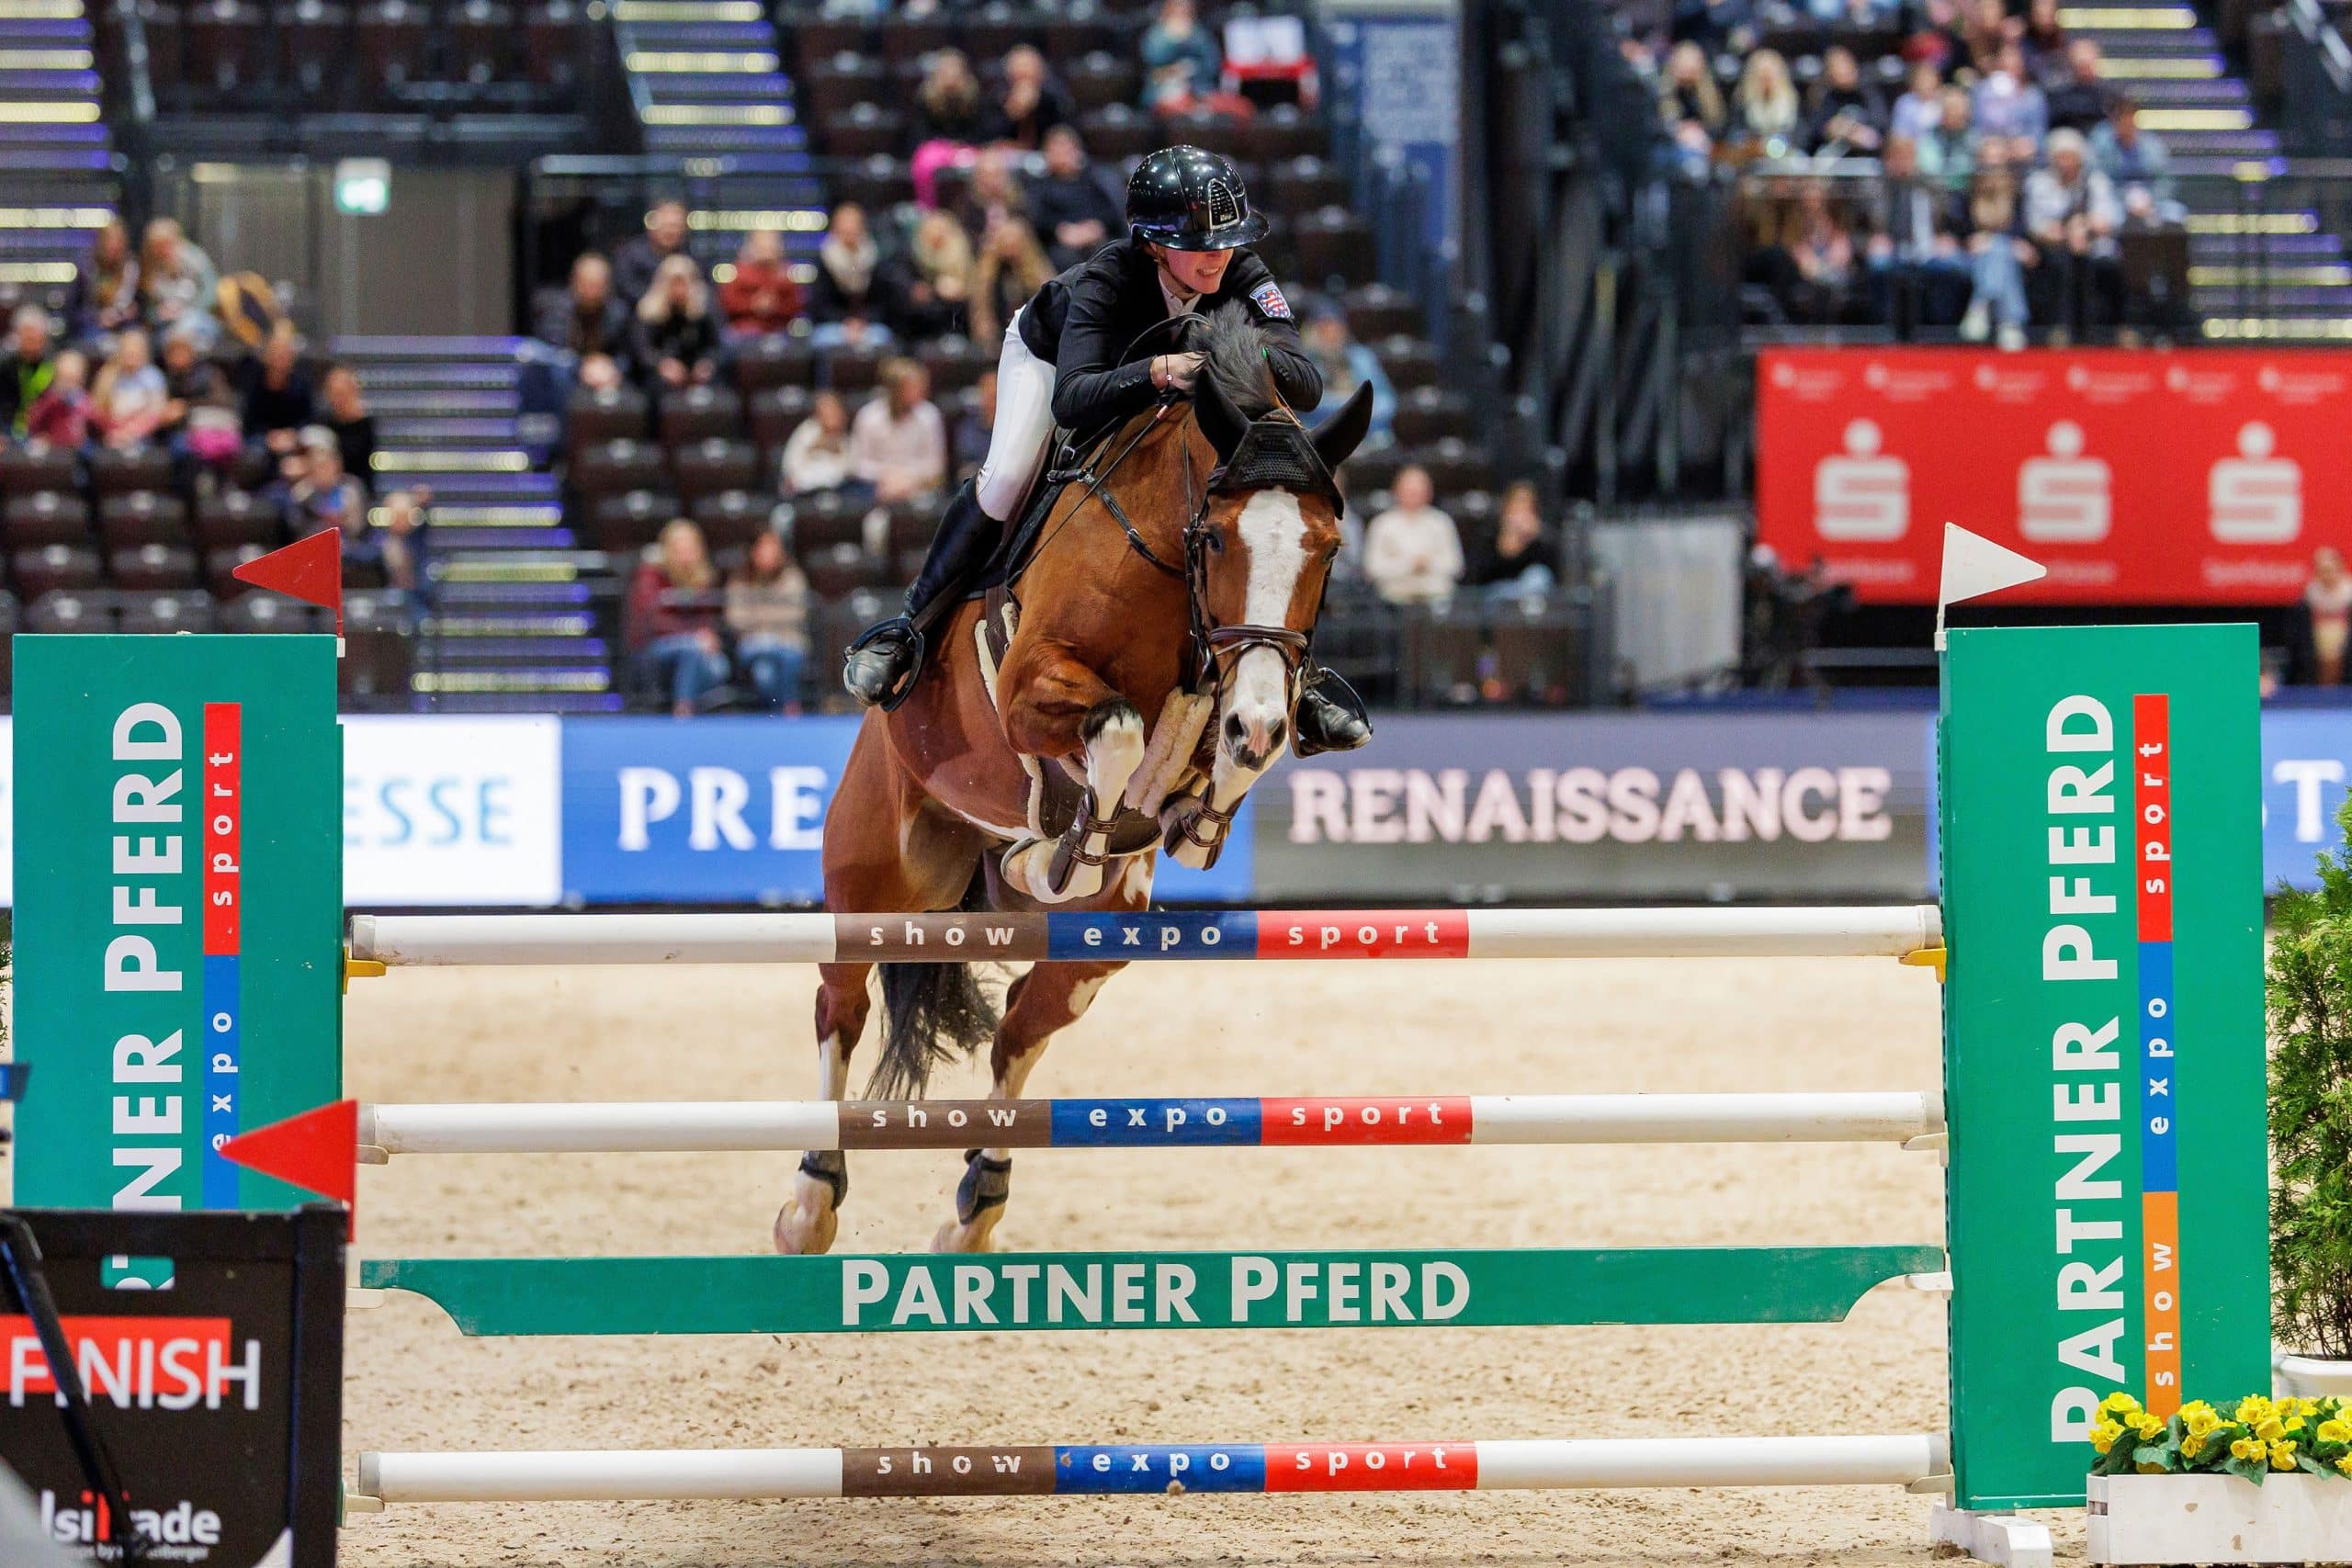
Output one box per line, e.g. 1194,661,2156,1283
777,306,1374,1254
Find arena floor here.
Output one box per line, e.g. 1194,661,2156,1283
340,950,2037,1567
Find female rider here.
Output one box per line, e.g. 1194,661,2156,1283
842,144,1371,756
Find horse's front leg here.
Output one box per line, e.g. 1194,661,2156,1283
1164,732,1284,871
998,651,1144,904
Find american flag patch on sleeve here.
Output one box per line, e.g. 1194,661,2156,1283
1250,280,1293,321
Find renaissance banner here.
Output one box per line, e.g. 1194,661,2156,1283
1757,348,2352,604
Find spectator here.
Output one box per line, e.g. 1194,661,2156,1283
2301,547,2352,685
1960,143,2034,350
159,323,241,469
1658,41,1726,139
2021,0,2068,82
1866,135,1971,328
628,518,729,716
2024,126,2122,337
67,218,141,345
317,363,377,485
237,321,316,458
1363,466,1464,605
726,529,812,713
910,49,988,204
779,389,856,497
1972,43,2048,161
1469,481,1557,604
1028,125,1125,270
2045,40,2112,135
718,230,804,338
953,368,995,479
888,209,974,340
1919,85,1978,191
1770,180,1863,323
849,357,948,505
1889,61,1944,145
1730,50,1801,148
956,148,1030,243
808,203,889,325
633,254,723,391
272,425,368,535
23,349,90,447
1806,45,1886,154
535,252,634,366
1962,0,2013,74
2090,96,2175,209
614,197,693,308
968,219,1053,344
1139,0,1222,112
987,43,1072,151
138,219,220,348
91,328,170,448
0,304,56,438
1907,0,1969,73
1301,303,1395,449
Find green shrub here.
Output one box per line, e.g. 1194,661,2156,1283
2268,798,2352,1359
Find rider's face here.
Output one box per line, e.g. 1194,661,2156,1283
1154,244,1232,298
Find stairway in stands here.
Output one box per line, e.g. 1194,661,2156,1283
0,0,113,312
2066,0,2352,335
334,337,620,712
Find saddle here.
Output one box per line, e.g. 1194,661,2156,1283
970,418,1126,598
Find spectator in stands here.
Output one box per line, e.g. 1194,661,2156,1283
725,529,812,713
1301,303,1394,450
2021,0,2069,83
628,519,730,716
1139,0,1222,112
238,321,317,459
953,368,995,479
2025,126,2122,338
634,254,723,392
956,149,1031,243
910,49,988,204
1729,50,1801,150
1907,0,1969,74
1919,85,1977,191
24,349,89,447
1809,0,1899,25
159,323,240,471
536,253,634,367
0,304,56,438
68,218,141,346
91,328,169,448
319,363,377,485
1962,0,2013,74
2091,96,2175,207
1029,126,1125,270
718,230,804,339
2298,547,2352,686
808,203,889,328
889,209,975,340
1889,61,1944,146
1960,143,2034,350
988,43,1072,152
968,219,1053,344
1770,179,1864,323
614,197,694,308
138,219,220,349
1866,136,1971,328
1364,466,1464,606
2045,40,2112,135
1657,41,1725,141
1805,45,1885,155
780,390,855,497
1972,43,2048,163
849,357,948,506
1469,481,1557,604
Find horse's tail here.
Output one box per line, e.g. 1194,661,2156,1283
870,866,1001,1100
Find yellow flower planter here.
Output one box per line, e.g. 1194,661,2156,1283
2087,1473,2352,1564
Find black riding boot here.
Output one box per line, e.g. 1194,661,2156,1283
1292,664,1372,757
842,480,1005,710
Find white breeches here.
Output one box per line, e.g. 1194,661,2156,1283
974,307,1059,523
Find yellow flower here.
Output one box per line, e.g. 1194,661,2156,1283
2300,1398,2324,1418
2230,1438,2265,1462
2270,1441,2298,1471
2185,1408,2224,1439
2256,1417,2288,1442
2101,1392,2143,1416
2090,1420,2124,1454
2337,1455,2352,1478
2181,1400,2214,1417
2318,1418,2351,1444
2235,1395,2276,1425
2131,1413,2165,1439
2182,1435,2205,1461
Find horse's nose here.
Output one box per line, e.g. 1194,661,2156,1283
1224,710,1285,767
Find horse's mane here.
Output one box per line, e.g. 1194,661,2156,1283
1196,301,1277,418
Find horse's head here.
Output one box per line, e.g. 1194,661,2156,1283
1186,308,1375,770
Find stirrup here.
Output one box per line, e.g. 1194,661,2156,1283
842,616,925,712
1292,668,1372,758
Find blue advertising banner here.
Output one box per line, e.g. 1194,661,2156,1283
2262,706,2352,892
557,716,1255,906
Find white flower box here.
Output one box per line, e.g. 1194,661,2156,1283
2087,1472,2352,1565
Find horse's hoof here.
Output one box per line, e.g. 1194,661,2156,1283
775,1200,838,1256
931,1218,998,1254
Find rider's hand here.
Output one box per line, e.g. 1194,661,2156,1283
1155,352,1206,392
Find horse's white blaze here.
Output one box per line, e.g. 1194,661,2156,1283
1227,490,1309,764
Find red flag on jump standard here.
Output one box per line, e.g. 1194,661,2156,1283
220,1098,359,1209
232,528,344,632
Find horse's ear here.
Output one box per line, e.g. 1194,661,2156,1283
1194,367,1249,460
1311,381,1376,472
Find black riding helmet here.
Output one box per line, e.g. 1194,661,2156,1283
1126,144,1270,252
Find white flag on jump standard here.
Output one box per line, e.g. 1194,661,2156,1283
1935,524,2047,649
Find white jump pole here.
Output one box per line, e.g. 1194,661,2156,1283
356,1091,1943,1158
356,1435,1948,1505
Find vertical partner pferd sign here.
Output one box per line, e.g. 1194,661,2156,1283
11,637,342,1284
1940,625,2269,1511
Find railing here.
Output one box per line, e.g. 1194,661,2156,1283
2282,0,2352,155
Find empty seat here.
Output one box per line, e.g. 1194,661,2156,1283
1153,105,1243,157
221,591,314,631
659,385,744,447
195,488,281,548
918,336,989,395
1409,437,1493,499
1262,155,1347,213
823,101,905,159
1295,209,1377,291
672,437,762,501
184,0,272,97
1067,51,1140,112
571,438,667,500
1240,103,1322,164
356,0,432,106
800,51,888,125
119,590,220,635
14,544,103,599
590,490,680,554
1405,602,1489,705
1392,386,1475,448
521,0,586,91
205,543,269,598
276,0,351,107
4,491,92,547
87,445,175,496
1343,283,1423,344
873,14,956,63
1078,103,1154,162
1374,335,1442,394
568,384,650,449
800,540,884,599
688,490,778,552
960,1,1046,58
735,333,819,393
777,8,874,71
25,591,107,634
829,154,916,217
447,0,514,85
341,588,413,698
750,385,817,449
779,490,867,553
822,347,885,397
110,543,202,590
98,491,191,548
0,442,80,496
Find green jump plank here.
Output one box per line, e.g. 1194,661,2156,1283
362,1246,1943,1337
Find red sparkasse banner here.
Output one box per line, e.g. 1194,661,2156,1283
1755,347,2352,604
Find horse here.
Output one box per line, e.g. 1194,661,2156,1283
777,304,1375,1255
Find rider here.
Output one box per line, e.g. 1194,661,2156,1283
841,144,1372,756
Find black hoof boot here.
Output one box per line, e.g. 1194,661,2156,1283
1293,665,1373,757
842,616,923,711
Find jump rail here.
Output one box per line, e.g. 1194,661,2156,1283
356,1091,1946,1157
354,1434,1949,1504
347,905,1946,967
